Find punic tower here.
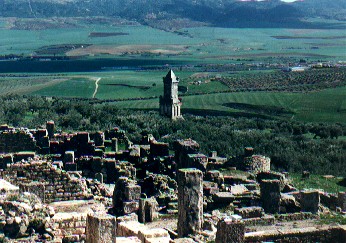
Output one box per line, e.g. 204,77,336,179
159,70,182,120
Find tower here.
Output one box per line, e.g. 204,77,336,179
159,70,182,119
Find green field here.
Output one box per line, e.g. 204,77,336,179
113,86,346,123
0,69,345,123
0,17,345,62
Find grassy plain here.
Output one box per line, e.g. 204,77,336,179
113,86,346,123
0,18,345,61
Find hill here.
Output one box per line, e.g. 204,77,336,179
0,0,345,28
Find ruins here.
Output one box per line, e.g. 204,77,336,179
0,117,345,242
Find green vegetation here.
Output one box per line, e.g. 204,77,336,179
290,174,346,193
115,86,346,123
2,67,344,124
318,214,346,225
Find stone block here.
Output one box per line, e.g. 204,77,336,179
300,190,320,214
123,201,139,215
234,207,264,219
138,198,159,223
86,212,117,243
117,221,147,237
138,228,170,243
125,184,141,201
215,218,245,243
213,192,235,204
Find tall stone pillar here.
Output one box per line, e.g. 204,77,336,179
177,168,203,237
46,120,55,138
86,212,117,243
215,218,245,243
260,179,281,214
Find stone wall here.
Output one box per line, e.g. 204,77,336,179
0,160,93,203
52,212,87,243
0,130,36,153
243,155,270,173
245,225,346,243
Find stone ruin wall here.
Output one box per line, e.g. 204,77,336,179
0,160,92,203
0,130,36,153
244,225,346,243
244,154,270,173
52,212,87,243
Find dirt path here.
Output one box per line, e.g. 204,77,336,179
92,78,101,98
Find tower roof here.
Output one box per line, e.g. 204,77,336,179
165,69,177,80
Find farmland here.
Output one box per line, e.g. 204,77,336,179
0,17,345,125
0,17,345,64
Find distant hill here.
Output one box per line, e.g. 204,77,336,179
0,0,345,28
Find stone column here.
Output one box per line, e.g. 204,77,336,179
301,190,320,214
339,192,346,212
46,120,55,138
177,168,203,237
86,212,117,243
260,179,281,214
215,218,245,243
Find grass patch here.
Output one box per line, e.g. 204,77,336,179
32,77,95,98
318,213,346,225
290,173,346,193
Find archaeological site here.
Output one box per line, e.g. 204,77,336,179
0,119,345,243
0,70,344,243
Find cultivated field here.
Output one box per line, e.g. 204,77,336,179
0,17,345,62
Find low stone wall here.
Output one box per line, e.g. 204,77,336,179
52,212,87,243
276,212,318,222
245,225,346,243
243,215,275,226
0,160,93,203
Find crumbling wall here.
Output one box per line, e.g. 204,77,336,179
244,155,270,173
0,160,92,203
0,130,36,153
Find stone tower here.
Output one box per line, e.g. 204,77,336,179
159,70,182,119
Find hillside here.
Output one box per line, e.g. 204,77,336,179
0,0,345,28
